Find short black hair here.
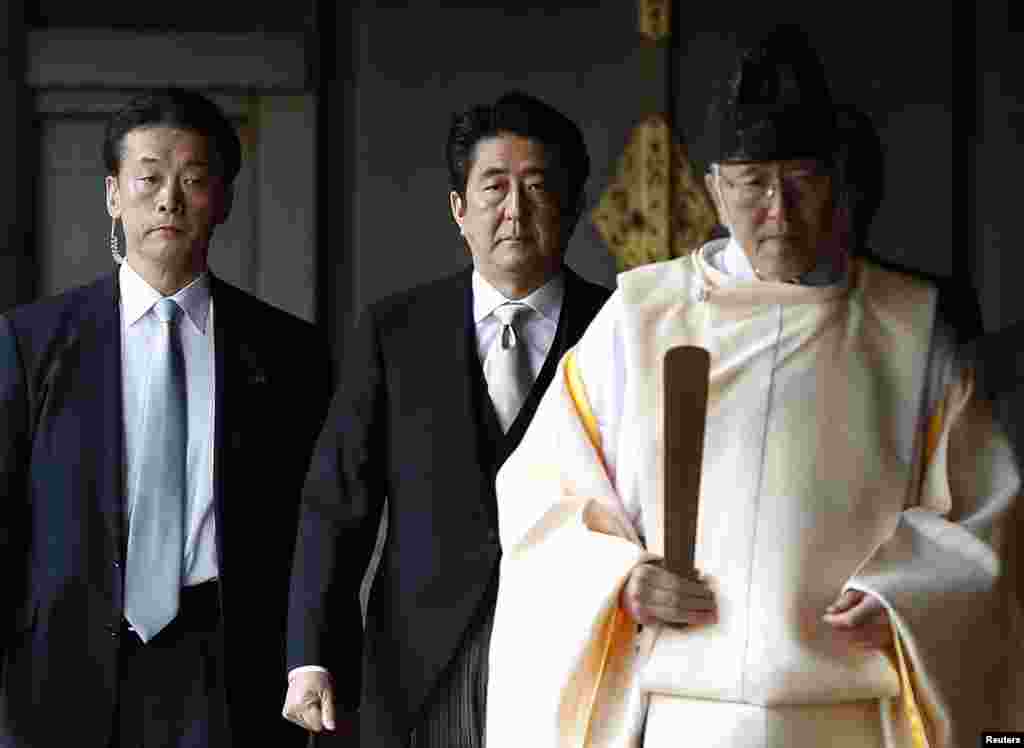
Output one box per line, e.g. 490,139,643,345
446,91,590,210
103,88,242,185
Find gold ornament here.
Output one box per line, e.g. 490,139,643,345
591,114,716,271
639,0,671,42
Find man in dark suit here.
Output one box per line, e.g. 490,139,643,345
282,91,611,747
0,89,329,747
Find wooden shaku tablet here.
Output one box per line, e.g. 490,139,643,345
663,345,710,577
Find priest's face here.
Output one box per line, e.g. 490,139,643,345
450,132,572,299
707,159,834,282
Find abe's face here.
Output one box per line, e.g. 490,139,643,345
106,126,232,272
450,132,577,297
706,159,833,282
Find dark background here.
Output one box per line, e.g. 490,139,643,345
1,2,1019,437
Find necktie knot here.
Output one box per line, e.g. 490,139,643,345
493,303,530,350
485,302,533,432
153,298,183,325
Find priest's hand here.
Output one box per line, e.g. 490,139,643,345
822,588,893,651
620,561,717,627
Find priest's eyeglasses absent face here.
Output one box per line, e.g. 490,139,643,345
712,160,830,211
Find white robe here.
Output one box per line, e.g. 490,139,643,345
486,241,1023,748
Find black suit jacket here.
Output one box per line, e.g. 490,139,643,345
287,266,610,747
0,272,330,748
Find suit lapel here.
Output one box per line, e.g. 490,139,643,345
211,278,229,579
446,270,506,525
74,273,126,559
209,276,269,582
455,270,497,473
558,268,600,346
464,279,505,452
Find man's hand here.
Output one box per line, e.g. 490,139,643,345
282,670,337,733
620,561,717,627
822,588,893,651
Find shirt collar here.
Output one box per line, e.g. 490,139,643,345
119,260,212,333
722,237,757,280
472,269,564,324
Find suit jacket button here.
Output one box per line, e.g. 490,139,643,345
112,560,121,569
106,623,120,638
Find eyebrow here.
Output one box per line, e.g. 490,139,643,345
478,165,547,180
137,156,210,168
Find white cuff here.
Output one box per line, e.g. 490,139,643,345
288,665,330,681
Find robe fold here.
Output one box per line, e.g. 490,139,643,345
487,241,1023,748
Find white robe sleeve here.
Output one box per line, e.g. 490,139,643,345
487,291,655,748
847,324,1024,746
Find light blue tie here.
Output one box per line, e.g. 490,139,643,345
125,297,187,643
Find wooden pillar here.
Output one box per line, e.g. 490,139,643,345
320,0,360,370
0,1,34,312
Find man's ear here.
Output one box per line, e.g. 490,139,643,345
450,190,466,234
105,175,120,219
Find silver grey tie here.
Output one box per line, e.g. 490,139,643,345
484,303,532,432
125,297,187,643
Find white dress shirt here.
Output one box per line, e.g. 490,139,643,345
120,261,218,586
472,270,564,379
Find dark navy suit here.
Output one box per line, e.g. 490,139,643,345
0,272,330,747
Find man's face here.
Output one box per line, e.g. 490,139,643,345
451,132,576,298
106,126,231,274
706,159,833,282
